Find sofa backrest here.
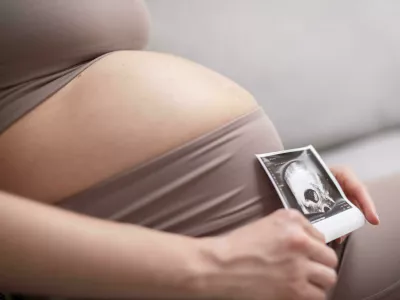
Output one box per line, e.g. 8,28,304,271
146,0,400,149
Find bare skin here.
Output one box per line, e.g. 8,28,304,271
0,51,257,203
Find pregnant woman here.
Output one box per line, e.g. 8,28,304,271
0,1,399,299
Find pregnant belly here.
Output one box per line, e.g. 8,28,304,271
0,51,257,204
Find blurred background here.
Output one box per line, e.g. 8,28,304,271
146,0,400,181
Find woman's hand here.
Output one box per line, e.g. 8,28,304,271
330,166,380,243
201,209,338,300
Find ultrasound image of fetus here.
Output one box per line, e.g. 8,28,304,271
284,161,335,215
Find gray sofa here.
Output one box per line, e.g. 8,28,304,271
146,0,400,181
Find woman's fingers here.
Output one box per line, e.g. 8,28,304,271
350,182,379,225
330,166,380,225
335,234,349,245
306,238,338,269
299,285,327,300
308,261,338,291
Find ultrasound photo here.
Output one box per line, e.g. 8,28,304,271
257,146,352,224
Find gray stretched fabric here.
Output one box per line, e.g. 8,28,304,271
59,109,284,237
0,0,150,134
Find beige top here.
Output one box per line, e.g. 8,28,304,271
0,0,150,134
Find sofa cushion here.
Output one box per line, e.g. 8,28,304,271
321,129,400,181
146,0,400,149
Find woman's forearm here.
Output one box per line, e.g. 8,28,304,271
0,191,212,299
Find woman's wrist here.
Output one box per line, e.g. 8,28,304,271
188,237,233,300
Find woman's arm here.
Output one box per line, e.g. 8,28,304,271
0,191,208,299
0,191,337,300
